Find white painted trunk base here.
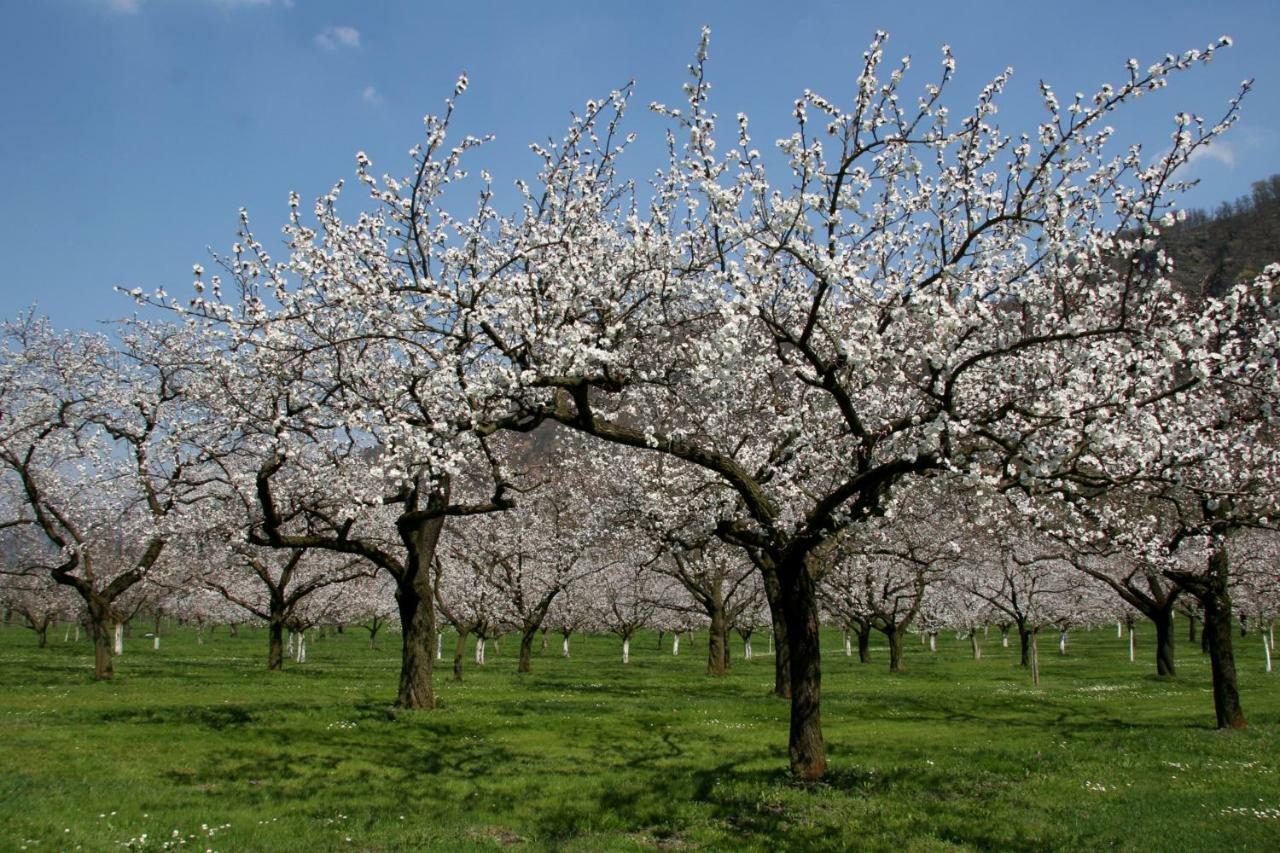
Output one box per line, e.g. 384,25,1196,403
562,636,571,658
622,638,630,664
672,634,680,655
113,624,124,656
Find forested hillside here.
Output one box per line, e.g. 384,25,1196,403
1165,174,1280,296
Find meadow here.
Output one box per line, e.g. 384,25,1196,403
0,622,1277,851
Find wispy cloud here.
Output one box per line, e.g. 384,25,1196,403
1188,140,1237,170
98,0,291,13
362,86,384,106
316,26,361,51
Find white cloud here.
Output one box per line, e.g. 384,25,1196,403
1188,140,1237,170
362,85,384,106
316,26,361,51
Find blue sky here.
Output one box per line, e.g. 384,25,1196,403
3,0,1278,330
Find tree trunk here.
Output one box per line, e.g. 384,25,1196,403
452,628,469,681
394,582,436,709
843,632,853,657
391,510,444,710
672,633,680,655
970,628,981,661
561,632,571,658
760,566,791,698
780,560,825,780
1154,605,1177,678
1201,543,1246,729
1058,629,1068,656
1030,629,1040,686
36,624,48,648
518,627,536,674
1018,625,1031,667
89,610,114,680
1188,613,1198,643
113,623,124,656
268,619,285,671
622,636,631,664
887,627,905,673
707,605,728,676
857,624,871,664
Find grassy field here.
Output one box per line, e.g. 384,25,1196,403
0,622,1277,852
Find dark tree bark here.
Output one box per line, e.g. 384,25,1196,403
1018,623,1032,667
759,563,790,697
779,557,824,781
451,627,471,681
1154,604,1177,678
518,627,537,674
857,622,872,664
268,619,285,671
1169,539,1246,730
707,604,729,676
886,626,905,672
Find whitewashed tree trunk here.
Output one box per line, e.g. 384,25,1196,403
1059,629,1068,655
844,633,852,657
672,633,680,655
744,639,753,660
1129,628,1136,663
1117,620,1124,638
1264,630,1273,674
768,632,773,654
436,633,443,661
112,623,123,656
562,636,571,658
970,631,982,660
475,637,486,665
153,636,160,651
1030,630,1040,686
287,632,295,656
622,637,630,664
63,624,71,642
298,632,307,663
928,633,937,653
1002,632,1009,648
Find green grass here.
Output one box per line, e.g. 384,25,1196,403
0,623,1277,851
